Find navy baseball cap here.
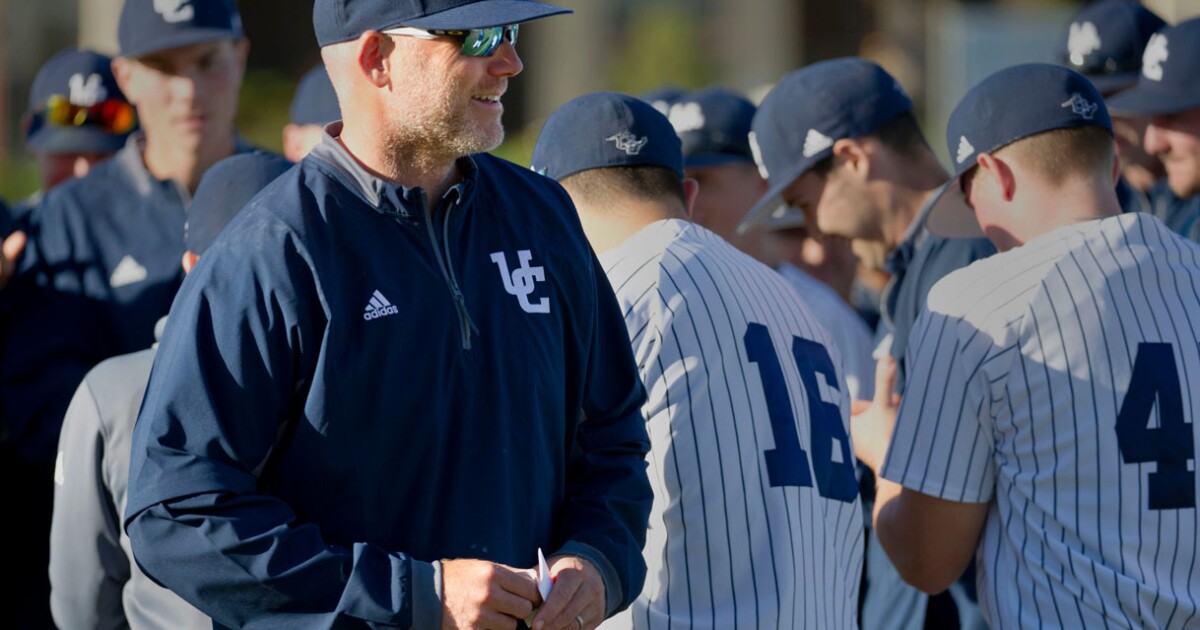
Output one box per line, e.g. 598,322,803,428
1059,0,1166,95
738,58,913,232
314,0,570,47
669,87,758,169
185,152,292,255
290,65,341,126
531,91,683,182
927,63,1113,238
1107,17,1200,116
26,48,134,154
119,0,244,59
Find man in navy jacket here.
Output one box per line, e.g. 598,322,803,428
125,1,653,629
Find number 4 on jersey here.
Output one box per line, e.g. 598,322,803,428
1116,342,1196,510
744,323,857,503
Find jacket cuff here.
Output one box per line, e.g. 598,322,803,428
412,559,442,629
554,542,622,618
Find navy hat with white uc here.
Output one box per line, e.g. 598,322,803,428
531,91,683,182
119,0,244,59
314,0,571,48
738,57,913,232
1107,17,1200,116
668,87,758,168
927,63,1113,239
1059,0,1166,95
25,48,135,154
290,65,341,126
186,152,293,256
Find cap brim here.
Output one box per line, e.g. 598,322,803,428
402,1,571,29
683,153,754,169
121,28,242,58
926,177,984,239
27,126,129,154
761,206,806,231
1107,83,1200,116
736,161,808,235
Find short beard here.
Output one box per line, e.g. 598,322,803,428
381,87,505,176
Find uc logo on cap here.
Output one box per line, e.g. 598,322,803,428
154,0,195,23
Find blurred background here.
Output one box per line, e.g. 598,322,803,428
0,0,1197,199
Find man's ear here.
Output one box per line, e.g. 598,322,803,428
357,31,393,89
831,138,870,180
111,57,139,106
682,177,700,219
976,152,1017,202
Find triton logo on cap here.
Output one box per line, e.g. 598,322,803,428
956,136,975,165
607,131,649,156
154,0,195,23
68,73,106,106
802,129,834,158
1143,33,1169,81
1067,21,1102,66
668,102,705,134
1061,93,1099,120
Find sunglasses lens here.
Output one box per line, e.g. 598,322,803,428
97,100,137,134
461,26,503,56
35,95,136,134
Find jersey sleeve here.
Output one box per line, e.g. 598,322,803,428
557,251,653,617
123,218,441,629
49,375,130,630
880,295,1000,504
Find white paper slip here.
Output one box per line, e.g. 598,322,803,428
537,548,553,601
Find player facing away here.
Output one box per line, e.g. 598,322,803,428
855,63,1200,628
533,92,863,629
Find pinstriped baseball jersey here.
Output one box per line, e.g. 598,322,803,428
882,213,1200,629
597,219,863,630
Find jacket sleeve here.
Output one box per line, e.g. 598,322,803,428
49,375,130,630
555,252,653,617
123,224,442,629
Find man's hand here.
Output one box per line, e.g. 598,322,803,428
441,559,540,630
851,356,900,474
530,555,605,630
0,231,26,290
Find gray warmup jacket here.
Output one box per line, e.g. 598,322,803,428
49,321,208,630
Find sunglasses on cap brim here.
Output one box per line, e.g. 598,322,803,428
384,24,519,57
26,94,137,136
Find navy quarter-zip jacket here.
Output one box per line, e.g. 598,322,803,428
126,128,653,629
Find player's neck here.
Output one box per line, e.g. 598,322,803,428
576,197,684,254
338,122,460,202
143,132,237,194
879,159,949,252
1015,179,1122,246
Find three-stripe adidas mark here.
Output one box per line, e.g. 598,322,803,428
363,290,399,321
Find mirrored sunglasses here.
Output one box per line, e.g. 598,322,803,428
385,24,519,57
29,94,137,136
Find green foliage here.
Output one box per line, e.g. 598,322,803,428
235,68,293,154
608,2,713,95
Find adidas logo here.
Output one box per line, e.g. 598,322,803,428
363,290,399,321
802,129,833,158
956,136,975,165
110,255,148,288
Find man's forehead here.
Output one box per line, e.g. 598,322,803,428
133,38,237,66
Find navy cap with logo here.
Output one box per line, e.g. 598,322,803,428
738,58,913,232
1059,0,1166,96
1107,17,1200,116
185,152,292,256
119,0,244,58
531,91,683,182
26,48,134,154
668,87,757,169
313,0,570,47
290,65,341,126
927,63,1113,238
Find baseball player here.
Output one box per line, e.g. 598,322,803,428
739,58,994,628
859,63,1200,628
533,91,863,629
1109,17,1200,241
0,3,251,626
283,64,340,161
48,152,290,630
666,86,875,401
125,1,653,628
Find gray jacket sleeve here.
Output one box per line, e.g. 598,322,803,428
49,375,131,630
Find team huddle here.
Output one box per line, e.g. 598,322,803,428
2,0,1200,628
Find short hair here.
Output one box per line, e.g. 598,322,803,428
559,166,686,208
809,112,930,176
998,126,1115,185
